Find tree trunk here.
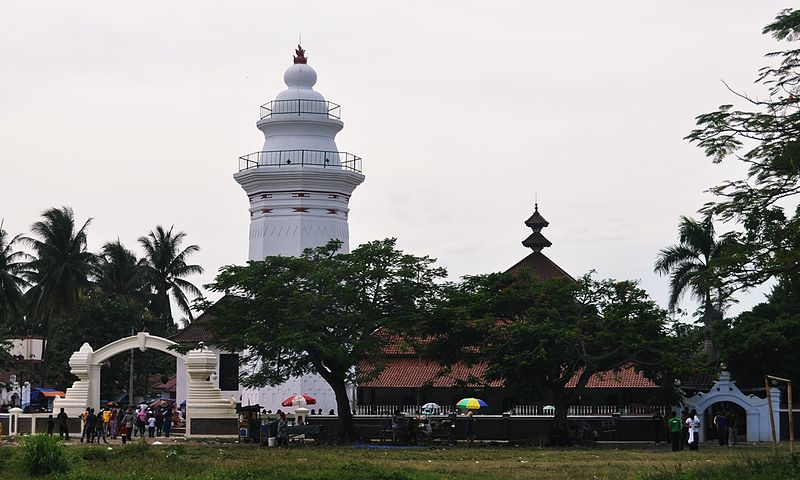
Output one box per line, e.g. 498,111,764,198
702,296,718,363
38,316,54,387
330,378,355,443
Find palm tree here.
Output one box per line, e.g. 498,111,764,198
95,240,148,302
0,220,32,325
654,214,731,361
138,225,203,332
24,207,94,385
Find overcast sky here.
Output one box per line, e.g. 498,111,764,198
0,1,789,321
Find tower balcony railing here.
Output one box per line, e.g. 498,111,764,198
238,149,362,174
259,99,341,120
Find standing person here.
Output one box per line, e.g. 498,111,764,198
686,409,701,451
46,414,55,435
136,407,147,437
80,407,90,443
121,408,134,444
652,410,666,444
87,409,98,444
57,408,70,439
727,410,738,446
176,408,183,428
95,413,109,444
102,407,112,436
147,414,156,438
714,411,728,446
110,409,119,439
667,411,682,452
155,407,164,437
465,411,476,446
162,406,172,438
276,410,289,447
680,407,690,451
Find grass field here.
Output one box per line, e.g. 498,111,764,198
0,438,793,480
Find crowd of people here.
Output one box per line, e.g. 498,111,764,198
662,407,739,452
45,403,184,443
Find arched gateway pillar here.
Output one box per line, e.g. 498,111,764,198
54,332,236,437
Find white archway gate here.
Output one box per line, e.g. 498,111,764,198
678,371,780,443
53,332,236,437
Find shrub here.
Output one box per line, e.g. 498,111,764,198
19,434,71,476
0,444,13,469
116,437,151,457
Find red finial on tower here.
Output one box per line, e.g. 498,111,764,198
293,45,308,64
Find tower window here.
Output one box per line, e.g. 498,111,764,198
293,208,309,213
261,193,272,199
261,208,273,214
291,192,310,198
327,209,337,214
328,194,339,199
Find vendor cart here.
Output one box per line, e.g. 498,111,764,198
237,404,263,444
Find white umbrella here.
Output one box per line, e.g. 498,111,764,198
421,402,441,414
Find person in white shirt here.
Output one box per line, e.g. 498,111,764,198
147,414,156,438
686,409,701,450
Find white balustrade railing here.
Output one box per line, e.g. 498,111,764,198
354,404,667,417
510,404,667,416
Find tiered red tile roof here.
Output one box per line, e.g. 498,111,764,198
505,251,575,281
357,358,504,388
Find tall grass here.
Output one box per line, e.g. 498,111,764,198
18,434,72,476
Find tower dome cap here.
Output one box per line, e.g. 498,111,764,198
284,45,317,89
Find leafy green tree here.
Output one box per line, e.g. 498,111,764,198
686,8,800,288
195,238,445,442
654,215,732,360
24,207,94,386
0,221,31,325
424,272,679,442
717,274,800,387
138,225,203,333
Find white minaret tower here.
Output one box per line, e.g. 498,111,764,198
234,46,363,413
234,45,364,260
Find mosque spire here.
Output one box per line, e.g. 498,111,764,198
293,44,308,64
522,203,552,252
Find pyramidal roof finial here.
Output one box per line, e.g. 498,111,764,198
522,202,552,252
293,44,308,64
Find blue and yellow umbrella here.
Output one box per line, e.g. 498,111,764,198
456,398,488,410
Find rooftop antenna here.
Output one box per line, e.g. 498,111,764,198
299,33,302,46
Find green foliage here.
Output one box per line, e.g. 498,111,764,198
424,273,680,432
200,238,446,441
654,215,735,361
685,9,800,289
122,437,152,456
18,434,72,476
79,446,112,462
138,225,203,326
0,444,13,469
640,454,800,480
0,221,31,329
718,274,800,385
23,206,94,385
